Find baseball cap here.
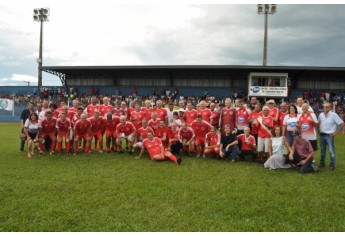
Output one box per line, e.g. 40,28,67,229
292,130,301,136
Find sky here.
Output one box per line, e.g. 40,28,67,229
0,0,345,86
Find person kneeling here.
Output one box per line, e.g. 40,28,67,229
219,125,238,163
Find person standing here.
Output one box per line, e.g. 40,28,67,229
20,102,35,151
318,102,344,171
298,103,319,151
283,104,298,146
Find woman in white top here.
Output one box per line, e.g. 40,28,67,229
283,104,298,146
264,126,292,170
24,112,40,158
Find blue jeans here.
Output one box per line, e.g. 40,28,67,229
320,133,336,167
222,145,238,161
285,131,294,147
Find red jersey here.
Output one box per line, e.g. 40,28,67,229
205,132,221,146
278,111,288,129
111,108,124,117
52,110,60,119
86,104,100,117
142,107,154,120
104,116,120,132
56,118,71,133
67,108,77,124
269,107,280,127
72,113,81,126
137,126,154,141
184,109,198,125
298,112,318,140
130,110,146,130
143,137,163,157
148,118,161,131
116,121,136,136
211,110,220,127
99,104,113,117
155,108,168,121
126,107,134,120
237,134,256,151
74,120,92,136
88,117,105,133
40,117,57,134
219,108,237,131
190,120,212,138
236,108,251,130
178,127,195,141
249,111,262,135
258,115,273,138
198,108,212,123
154,126,171,148
169,128,180,144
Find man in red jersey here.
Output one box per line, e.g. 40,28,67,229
116,115,136,154
297,103,319,151
56,112,72,155
85,96,100,118
184,102,198,126
130,103,146,130
136,131,182,165
88,111,106,153
255,106,274,162
133,118,154,151
219,98,237,132
104,112,120,153
203,126,221,158
67,100,80,121
120,101,129,120
99,97,113,117
169,122,182,156
236,99,251,135
210,102,220,129
56,100,67,114
278,102,289,130
141,99,154,120
73,113,92,154
155,100,168,124
237,127,257,161
112,101,124,117
126,101,136,121
198,100,212,124
267,99,280,128
148,112,161,131
190,114,212,157
178,122,195,155
39,111,57,154
249,103,262,144
154,120,171,149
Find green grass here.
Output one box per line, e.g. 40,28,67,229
0,122,345,231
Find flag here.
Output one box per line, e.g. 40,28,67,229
0,99,14,111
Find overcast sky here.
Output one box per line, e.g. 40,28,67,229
0,0,345,86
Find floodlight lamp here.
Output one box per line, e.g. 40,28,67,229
42,8,49,15
33,9,39,15
265,4,269,13
271,4,277,13
33,15,39,21
257,4,263,13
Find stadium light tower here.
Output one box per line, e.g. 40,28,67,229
257,4,276,66
33,7,50,91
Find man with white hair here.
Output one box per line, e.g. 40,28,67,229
155,100,168,124
100,97,113,117
198,100,212,124
116,115,136,154
297,103,319,152
219,98,237,132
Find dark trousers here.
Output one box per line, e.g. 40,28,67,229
238,150,258,161
292,151,315,174
170,141,182,155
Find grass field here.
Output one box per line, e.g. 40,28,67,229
0,122,345,232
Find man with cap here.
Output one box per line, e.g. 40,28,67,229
267,99,280,128
289,130,318,173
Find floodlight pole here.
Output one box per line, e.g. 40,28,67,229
38,19,43,91
263,12,268,66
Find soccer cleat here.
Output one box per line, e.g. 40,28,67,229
329,165,335,171
202,154,206,159
50,151,55,155
177,157,182,165
99,150,103,154
196,154,200,158
67,152,71,156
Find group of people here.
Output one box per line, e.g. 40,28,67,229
20,95,344,172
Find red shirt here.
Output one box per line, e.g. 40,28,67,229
143,137,163,157
105,116,120,132
56,118,71,133
237,134,256,151
155,126,171,148
99,104,113,117
88,117,105,133
116,121,136,136
130,110,146,130
269,107,280,127
169,128,180,144
211,110,220,126
249,111,262,135
190,120,212,138
279,111,288,129
67,108,77,124
205,132,221,146
40,117,57,133
112,108,124,117
184,109,198,125
126,107,134,120
72,113,81,126
178,127,195,141
236,108,251,130
198,108,212,123
148,118,161,131
86,104,100,117
220,108,237,131
258,115,273,138
137,126,154,141
155,107,168,121
74,120,92,135
142,107,154,120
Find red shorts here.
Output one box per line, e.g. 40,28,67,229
91,130,103,140
75,133,90,140
58,131,69,140
105,130,117,138
195,136,205,146
42,132,56,140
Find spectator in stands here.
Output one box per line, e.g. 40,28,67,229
264,126,291,170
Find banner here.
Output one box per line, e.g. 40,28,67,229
248,86,288,97
0,99,14,111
